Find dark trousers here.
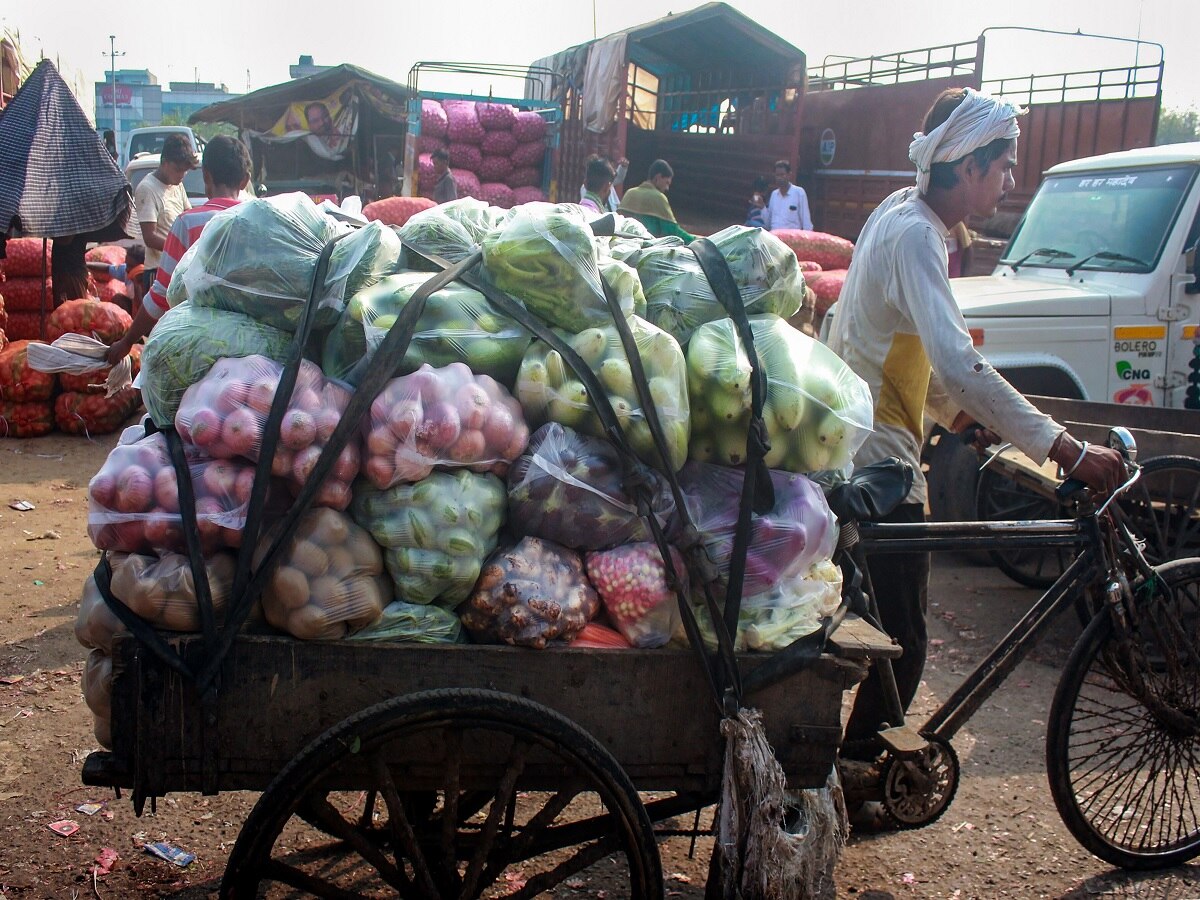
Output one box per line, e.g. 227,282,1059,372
843,502,930,749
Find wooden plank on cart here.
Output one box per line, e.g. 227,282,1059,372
95,635,863,799
829,615,902,659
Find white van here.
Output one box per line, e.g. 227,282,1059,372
121,126,203,169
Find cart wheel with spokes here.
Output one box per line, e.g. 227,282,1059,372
979,456,1200,590
976,466,1071,589
220,688,663,899
1047,558,1200,869
1112,455,1200,565
878,738,959,829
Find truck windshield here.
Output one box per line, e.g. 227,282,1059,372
1003,166,1196,273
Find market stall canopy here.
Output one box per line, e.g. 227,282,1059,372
0,59,129,239
189,63,409,134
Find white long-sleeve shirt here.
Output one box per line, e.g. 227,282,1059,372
762,183,812,232
826,192,1061,504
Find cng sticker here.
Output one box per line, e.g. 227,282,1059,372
819,129,836,166
1116,360,1151,380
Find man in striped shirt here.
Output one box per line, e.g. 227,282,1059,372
107,136,253,364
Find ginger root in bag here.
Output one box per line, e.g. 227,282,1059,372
460,537,599,648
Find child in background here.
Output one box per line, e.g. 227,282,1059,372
86,245,145,315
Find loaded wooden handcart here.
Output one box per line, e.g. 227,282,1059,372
74,196,894,897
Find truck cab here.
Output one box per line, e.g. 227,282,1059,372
922,143,1200,522
956,142,1200,410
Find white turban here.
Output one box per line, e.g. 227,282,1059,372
909,89,1023,194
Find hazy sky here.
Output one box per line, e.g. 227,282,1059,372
5,0,1198,118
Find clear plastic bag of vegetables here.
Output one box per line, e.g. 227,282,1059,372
482,202,621,332
686,314,872,473
693,558,843,652
361,363,529,489
82,648,113,749
678,461,838,599
598,255,646,318
506,423,676,550
585,543,684,648
182,193,358,332
140,301,293,427
325,219,406,300
352,469,507,607
635,225,805,344
74,552,237,652
515,316,689,472
87,432,255,555
347,599,465,644
175,356,359,509
255,508,390,640
398,197,509,266
460,536,600,648
322,272,532,386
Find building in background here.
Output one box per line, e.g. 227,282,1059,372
162,81,239,122
94,69,238,134
289,55,332,79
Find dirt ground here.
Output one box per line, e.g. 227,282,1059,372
1,429,1198,899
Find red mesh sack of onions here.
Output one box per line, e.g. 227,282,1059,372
87,431,254,554
421,99,448,138
448,142,482,171
512,111,547,143
363,362,529,490
511,140,547,168
505,167,541,189
478,155,513,184
416,134,446,154
512,186,546,205
453,170,482,199
481,130,518,157
477,183,515,208
477,102,518,131
445,100,484,144
174,355,360,510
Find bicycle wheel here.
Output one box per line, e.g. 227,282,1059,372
1047,558,1200,869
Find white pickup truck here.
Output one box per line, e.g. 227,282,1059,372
921,142,1200,520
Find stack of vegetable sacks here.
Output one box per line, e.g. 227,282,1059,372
0,237,52,341
769,229,855,318
48,299,142,435
416,98,550,207
74,187,875,742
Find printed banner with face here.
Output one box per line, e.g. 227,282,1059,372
263,86,359,160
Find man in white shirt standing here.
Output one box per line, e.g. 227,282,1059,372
826,88,1125,786
132,134,195,295
758,159,812,232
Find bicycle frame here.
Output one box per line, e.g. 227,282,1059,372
855,510,1111,744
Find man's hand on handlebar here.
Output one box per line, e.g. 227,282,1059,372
951,414,1001,453
1050,433,1126,495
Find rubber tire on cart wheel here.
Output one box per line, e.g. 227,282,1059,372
220,688,663,899
1046,559,1200,869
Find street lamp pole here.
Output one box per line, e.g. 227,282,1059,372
104,35,125,161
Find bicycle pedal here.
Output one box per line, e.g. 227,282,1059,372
878,725,930,758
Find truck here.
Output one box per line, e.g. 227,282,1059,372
539,11,1162,244
923,141,1200,522
799,28,1164,258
